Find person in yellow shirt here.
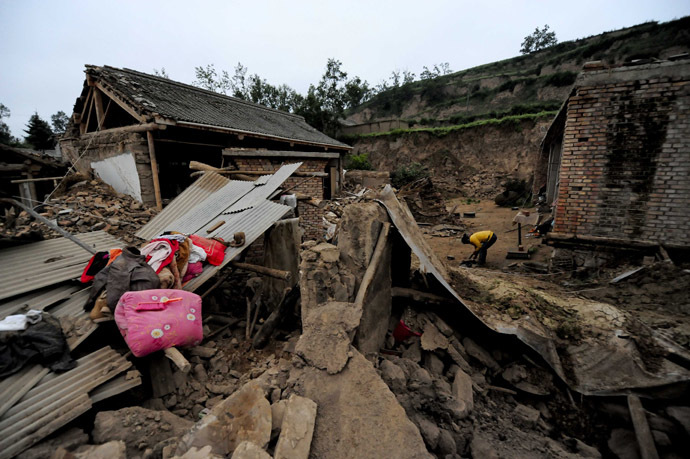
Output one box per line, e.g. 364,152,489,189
461,231,497,265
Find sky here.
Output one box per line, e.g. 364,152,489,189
0,0,688,137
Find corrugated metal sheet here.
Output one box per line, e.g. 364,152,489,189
50,287,98,350
0,284,80,320
0,231,122,301
164,180,255,236
135,172,230,240
184,200,292,291
90,371,142,404
223,163,302,214
0,346,134,459
0,365,50,418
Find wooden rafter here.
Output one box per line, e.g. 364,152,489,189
93,89,105,129
94,82,146,122
81,91,95,135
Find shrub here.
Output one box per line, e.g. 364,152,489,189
542,71,577,87
391,162,429,188
345,153,373,170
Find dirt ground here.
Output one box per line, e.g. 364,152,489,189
424,198,550,269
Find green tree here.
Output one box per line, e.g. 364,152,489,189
520,25,558,54
24,112,55,149
0,103,11,145
51,111,69,136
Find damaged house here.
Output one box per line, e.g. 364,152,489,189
534,58,690,264
60,65,351,238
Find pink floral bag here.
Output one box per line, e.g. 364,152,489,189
114,289,203,357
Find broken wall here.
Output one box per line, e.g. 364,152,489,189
60,131,155,204
552,61,690,248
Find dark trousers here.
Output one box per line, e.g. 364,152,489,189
477,234,497,265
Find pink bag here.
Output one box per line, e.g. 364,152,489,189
114,289,203,357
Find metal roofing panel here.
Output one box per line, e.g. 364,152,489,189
183,201,292,292
0,231,122,301
223,163,302,214
0,284,80,320
0,346,135,459
135,172,230,240
164,180,255,235
0,365,50,419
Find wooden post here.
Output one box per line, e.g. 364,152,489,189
230,261,292,282
329,166,337,198
163,347,191,373
93,89,105,129
147,130,163,211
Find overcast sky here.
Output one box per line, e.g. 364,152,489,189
0,0,687,137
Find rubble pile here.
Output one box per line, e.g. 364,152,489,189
398,177,461,225
0,176,157,244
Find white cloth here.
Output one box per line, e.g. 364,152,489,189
140,240,174,273
188,243,207,264
0,309,42,331
155,234,187,243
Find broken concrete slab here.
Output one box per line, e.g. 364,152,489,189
452,367,474,412
420,320,449,351
175,382,271,457
92,407,192,459
416,417,440,450
311,242,340,263
471,434,499,459
295,301,362,374
74,441,127,459
274,395,317,459
607,428,640,459
379,359,407,392
294,349,432,458
462,337,500,372
423,352,445,376
231,442,271,459
513,403,541,428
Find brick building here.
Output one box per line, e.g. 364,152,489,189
535,59,690,260
60,65,351,239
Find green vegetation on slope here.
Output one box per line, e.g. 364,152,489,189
346,17,690,125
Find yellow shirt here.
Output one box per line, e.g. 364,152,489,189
469,231,494,251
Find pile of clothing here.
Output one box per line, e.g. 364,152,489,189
0,310,75,377
82,233,226,320
80,232,229,357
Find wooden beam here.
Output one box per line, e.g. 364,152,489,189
230,261,292,282
11,176,64,184
354,222,391,307
95,82,146,122
147,130,163,211
628,395,659,459
93,88,105,129
329,166,337,197
81,91,95,135
80,122,165,138
164,347,191,373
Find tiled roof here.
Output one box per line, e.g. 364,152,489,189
85,65,350,149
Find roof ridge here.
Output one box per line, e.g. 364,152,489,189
93,65,307,121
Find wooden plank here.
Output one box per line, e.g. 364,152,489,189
164,347,190,373
627,395,659,459
147,130,163,211
231,261,292,282
329,166,337,197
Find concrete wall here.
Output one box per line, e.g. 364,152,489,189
60,131,156,205
91,153,142,202
230,157,331,240
553,63,690,247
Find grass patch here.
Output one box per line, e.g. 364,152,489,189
350,111,557,140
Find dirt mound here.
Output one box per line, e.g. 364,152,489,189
397,177,461,225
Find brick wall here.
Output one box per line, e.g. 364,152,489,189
553,68,690,248
230,157,329,240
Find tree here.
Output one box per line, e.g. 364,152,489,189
153,67,170,78
51,111,69,136
24,112,55,149
0,103,11,145
520,25,558,54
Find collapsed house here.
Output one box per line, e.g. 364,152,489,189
59,65,351,238
534,58,690,266
0,144,66,208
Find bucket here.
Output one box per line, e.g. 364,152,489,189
393,319,422,343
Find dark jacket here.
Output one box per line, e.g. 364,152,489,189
84,247,160,311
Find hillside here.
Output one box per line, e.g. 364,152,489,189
345,17,690,129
